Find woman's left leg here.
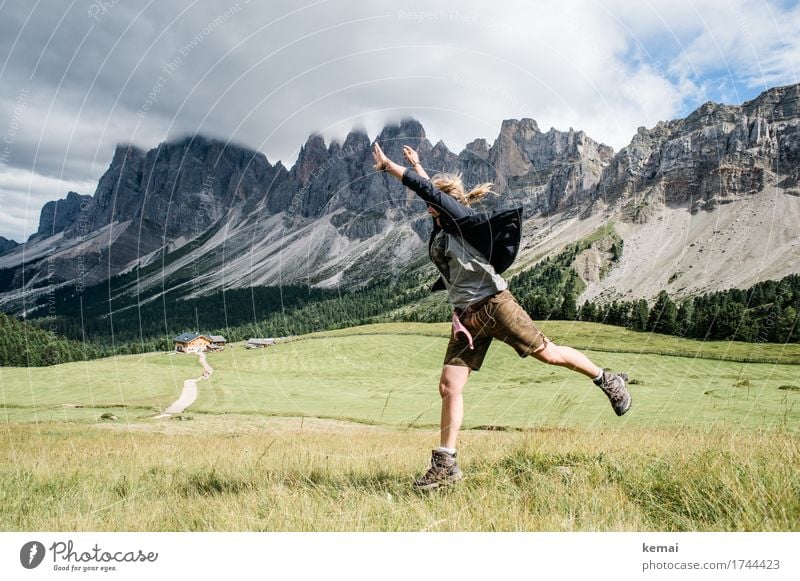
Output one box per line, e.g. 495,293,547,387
487,290,632,415
531,341,601,379
532,341,630,415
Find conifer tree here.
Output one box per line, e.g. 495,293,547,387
648,291,678,334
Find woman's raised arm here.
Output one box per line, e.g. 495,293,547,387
372,141,471,221
403,145,430,179
372,142,406,181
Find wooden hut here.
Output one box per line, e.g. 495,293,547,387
173,333,211,353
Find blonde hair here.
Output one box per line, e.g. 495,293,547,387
431,173,496,206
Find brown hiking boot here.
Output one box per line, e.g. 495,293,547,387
597,370,632,416
413,450,464,490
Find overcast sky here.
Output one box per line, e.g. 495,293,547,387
0,0,798,241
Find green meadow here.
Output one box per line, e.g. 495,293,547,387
1,322,799,531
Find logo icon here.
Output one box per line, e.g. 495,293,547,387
20,541,46,569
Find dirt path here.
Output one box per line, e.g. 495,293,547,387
154,352,213,419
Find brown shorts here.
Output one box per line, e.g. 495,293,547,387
444,289,549,371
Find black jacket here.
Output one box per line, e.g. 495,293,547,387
401,169,523,292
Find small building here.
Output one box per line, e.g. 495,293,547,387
207,335,227,351
173,332,211,353
246,338,276,349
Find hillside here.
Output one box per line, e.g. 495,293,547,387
0,311,101,366
2,322,799,427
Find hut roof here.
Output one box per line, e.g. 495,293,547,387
174,332,201,343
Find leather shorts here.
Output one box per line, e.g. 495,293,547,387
444,289,549,371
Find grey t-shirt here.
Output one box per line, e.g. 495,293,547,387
430,229,507,310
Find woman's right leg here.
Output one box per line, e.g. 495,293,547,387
414,364,471,490
438,364,471,450
414,324,491,490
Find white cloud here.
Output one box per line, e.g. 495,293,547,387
607,0,800,101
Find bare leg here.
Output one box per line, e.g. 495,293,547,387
438,364,471,449
532,341,601,379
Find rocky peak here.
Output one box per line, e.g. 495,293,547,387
32,191,92,241
499,118,541,137
490,120,536,179
396,118,427,140
61,136,283,243
375,118,429,160
342,128,371,158
110,142,146,167
458,138,493,186
0,236,19,256
465,138,490,156
131,137,272,236
327,140,341,157
426,140,458,175
292,134,329,185
742,83,800,120
275,125,386,221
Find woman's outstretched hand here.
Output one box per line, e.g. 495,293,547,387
403,145,430,178
372,142,390,172
402,145,420,166
372,142,406,180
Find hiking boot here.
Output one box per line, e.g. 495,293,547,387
413,450,464,490
597,370,631,416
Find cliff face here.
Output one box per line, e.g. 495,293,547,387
264,120,428,240
595,83,800,219
484,119,614,213
66,144,146,237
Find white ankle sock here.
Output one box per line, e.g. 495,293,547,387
592,369,604,384
436,446,456,455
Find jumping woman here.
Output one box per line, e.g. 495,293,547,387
372,141,631,490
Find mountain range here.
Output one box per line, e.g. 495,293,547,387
1,83,799,319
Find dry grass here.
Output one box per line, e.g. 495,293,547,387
1,418,797,532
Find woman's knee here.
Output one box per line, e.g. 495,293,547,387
439,365,470,398
439,377,466,399
439,383,458,399
533,342,564,365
